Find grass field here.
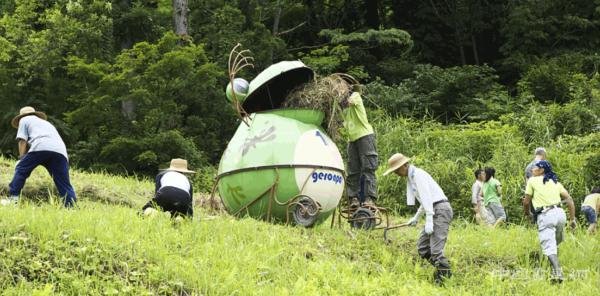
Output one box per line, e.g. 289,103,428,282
0,156,598,295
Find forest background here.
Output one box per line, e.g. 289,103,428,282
0,0,598,219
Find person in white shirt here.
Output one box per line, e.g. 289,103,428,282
4,106,76,207
471,169,485,224
524,147,547,180
142,159,195,218
383,153,453,285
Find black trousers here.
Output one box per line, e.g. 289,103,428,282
142,186,193,218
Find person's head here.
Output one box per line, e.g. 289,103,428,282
395,162,410,176
162,158,195,174
534,160,558,184
591,187,600,194
383,153,411,177
474,169,484,181
11,106,47,128
534,147,546,159
531,165,544,177
336,74,356,109
484,167,495,182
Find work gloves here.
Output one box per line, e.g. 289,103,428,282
407,215,419,226
408,208,434,235
408,207,424,226
425,214,434,235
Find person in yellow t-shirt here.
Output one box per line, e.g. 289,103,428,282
523,160,576,283
581,187,600,234
340,88,378,207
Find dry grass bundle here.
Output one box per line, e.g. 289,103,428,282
282,74,353,139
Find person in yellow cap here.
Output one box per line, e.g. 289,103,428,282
142,158,195,218
383,153,453,285
581,187,600,234
340,87,378,207
3,106,76,207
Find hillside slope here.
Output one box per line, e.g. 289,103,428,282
0,157,598,295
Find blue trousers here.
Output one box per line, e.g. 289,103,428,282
9,151,77,207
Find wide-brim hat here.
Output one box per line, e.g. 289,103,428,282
383,153,411,176
161,158,195,174
11,106,47,128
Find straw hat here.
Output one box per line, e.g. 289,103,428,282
11,106,47,128
162,158,195,174
383,153,411,176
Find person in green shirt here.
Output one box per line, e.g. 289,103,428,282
340,88,378,207
581,187,600,234
480,167,506,227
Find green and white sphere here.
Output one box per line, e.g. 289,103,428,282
225,78,250,103
217,109,345,226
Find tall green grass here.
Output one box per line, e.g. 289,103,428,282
0,156,598,295
370,113,599,220
1,203,598,295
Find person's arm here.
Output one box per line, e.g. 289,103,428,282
471,183,481,212
414,172,436,234
559,191,576,226
414,176,435,217
17,139,28,158
408,205,424,226
471,183,478,202
523,194,532,217
523,179,534,218
474,185,482,212
154,173,163,194
496,183,502,198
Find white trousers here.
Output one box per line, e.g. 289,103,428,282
536,207,566,256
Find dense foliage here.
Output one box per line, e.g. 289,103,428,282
0,1,598,217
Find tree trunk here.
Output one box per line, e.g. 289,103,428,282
363,0,380,29
120,0,135,120
172,0,188,38
119,0,133,49
455,31,466,65
270,0,283,63
121,99,136,121
471,34,479,65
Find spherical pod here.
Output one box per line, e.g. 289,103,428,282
217,109,345,226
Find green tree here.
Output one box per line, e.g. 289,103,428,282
367,64,509,123
0,0,114,154
65,32,234,174
500,0,600,75
388,0,507,67
188,0,289,71
310,28,413,80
